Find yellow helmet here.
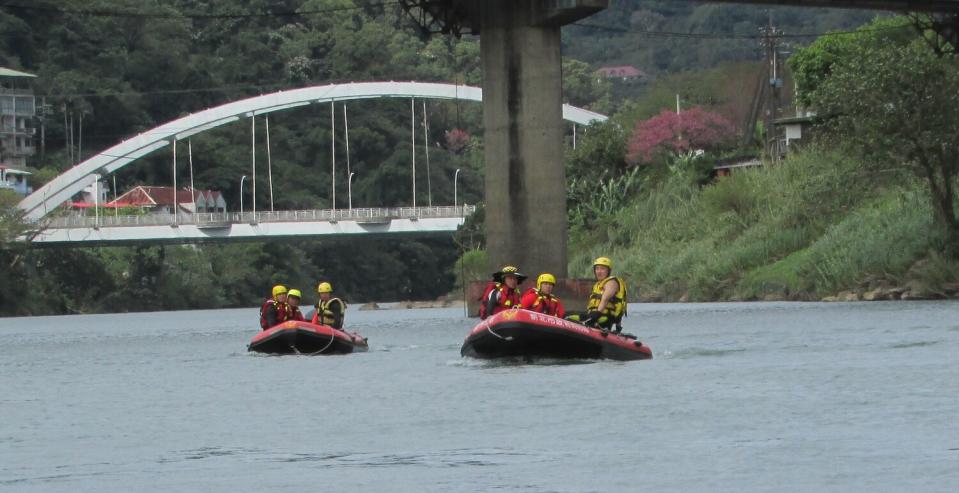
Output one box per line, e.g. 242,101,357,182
536,273,556,290
287,289,302,299
593,257,613,270
272,285,287,297
317,282,333,293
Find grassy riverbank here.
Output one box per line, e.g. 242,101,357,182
568,149,959,302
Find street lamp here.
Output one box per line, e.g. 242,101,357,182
239,175,247,214
348,172,356,210
453,168,461,208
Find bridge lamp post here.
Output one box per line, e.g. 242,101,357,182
239,175,247,214
348,172,355,210
453,168,461,209
93,174,100,229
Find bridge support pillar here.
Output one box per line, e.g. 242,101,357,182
480,0,569,278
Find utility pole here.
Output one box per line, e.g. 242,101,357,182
39,97,46,162
66,108,73,165
760,12,784,161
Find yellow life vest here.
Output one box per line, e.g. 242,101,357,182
319,297,347,325
586,276,627,319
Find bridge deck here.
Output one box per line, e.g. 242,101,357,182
30,206,474,246
705,1,959,14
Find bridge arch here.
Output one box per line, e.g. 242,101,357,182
19,81,608,221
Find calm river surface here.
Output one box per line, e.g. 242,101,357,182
2,301,958,492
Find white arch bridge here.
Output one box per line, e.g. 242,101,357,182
34,206,476,247
17,81,607,245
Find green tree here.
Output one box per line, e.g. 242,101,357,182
0,190,31,245
564,120,637,231
563,58,612,113
566,119,629,182
0,190,44,315
794,21,959,247
788,17,916,107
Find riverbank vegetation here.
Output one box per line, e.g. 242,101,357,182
0,2,935,315
0,238,462,316
568,148,959,301
566,16,959,301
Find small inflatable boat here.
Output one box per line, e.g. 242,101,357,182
248,320,369,355
461,310,652,361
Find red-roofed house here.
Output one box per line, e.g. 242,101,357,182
105,186,227,214
597,65,646,81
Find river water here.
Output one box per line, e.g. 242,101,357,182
1,301,957,492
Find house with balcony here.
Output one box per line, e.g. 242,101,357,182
0,67,37,170
1,67,37,195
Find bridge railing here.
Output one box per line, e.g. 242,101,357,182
42,205,477,229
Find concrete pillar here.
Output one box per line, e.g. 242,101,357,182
479,0,568,279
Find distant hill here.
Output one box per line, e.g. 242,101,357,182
562,1,880,75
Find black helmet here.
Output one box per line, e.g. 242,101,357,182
493,265,527,283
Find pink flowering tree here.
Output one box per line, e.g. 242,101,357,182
444,128,471,154
626,107,738,164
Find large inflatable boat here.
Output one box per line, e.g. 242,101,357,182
461,310,652,361
248,320,369,355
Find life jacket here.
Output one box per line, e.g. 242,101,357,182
586,276,627,320
522,288,563,317
313,297,346,327
259,298,288,330
490,283,521,315
287,305,305,322
477,281,498,319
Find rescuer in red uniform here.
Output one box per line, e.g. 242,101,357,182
520,273,565,317
286,288,305,321
480,265,527,319
260,284,289,330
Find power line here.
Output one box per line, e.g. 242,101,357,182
0,1,397,19
570,20,913,40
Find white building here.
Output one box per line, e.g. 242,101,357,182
0,67,37,171
0,165,31,195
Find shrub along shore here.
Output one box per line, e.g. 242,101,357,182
565,149,959,303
